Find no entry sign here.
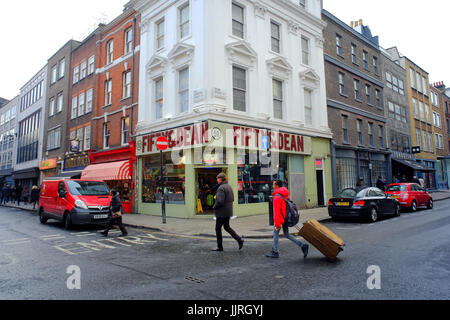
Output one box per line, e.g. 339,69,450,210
156,136,169,151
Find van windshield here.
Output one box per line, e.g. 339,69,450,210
66,181,110,196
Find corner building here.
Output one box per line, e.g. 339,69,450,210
131,0,332,218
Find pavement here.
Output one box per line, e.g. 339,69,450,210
3,189,450,239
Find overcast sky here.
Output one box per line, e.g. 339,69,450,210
323,0,450,88
1,0,449,101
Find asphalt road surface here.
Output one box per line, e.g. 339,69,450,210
0,199,449,300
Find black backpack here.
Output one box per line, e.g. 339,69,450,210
274,194,300,227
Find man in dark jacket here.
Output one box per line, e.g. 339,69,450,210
16,184,23,205
212,173,244,252
376,176,386,191
101,189,128,237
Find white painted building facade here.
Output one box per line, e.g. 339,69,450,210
130,0,333,217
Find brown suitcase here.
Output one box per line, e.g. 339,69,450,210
298,219,345,261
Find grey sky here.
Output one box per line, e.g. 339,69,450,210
323,0,450,88
1,0,448,101
0,0,125,100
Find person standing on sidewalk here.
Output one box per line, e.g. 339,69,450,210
266,180,309,259
1,184,9,205
16,184,23,206
30,185,40,210
212,173,244,252
101,189,128,237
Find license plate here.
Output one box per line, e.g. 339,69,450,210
94,214,109,219
337,202,350,206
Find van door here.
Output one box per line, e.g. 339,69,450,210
56,181,69,218
40,181,57,215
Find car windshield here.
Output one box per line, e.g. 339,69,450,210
338,188,357,198
66,181,110,196
387,185,407,192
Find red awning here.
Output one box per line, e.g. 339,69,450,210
81,161,131,181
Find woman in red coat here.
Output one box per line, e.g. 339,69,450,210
266,180,309,259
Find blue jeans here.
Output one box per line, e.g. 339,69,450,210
273,224,304,253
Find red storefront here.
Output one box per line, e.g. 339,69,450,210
82,142,136,213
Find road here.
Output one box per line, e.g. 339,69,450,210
0,199,449,300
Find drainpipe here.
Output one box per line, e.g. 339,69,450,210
131,16,137,214
330,140,337,196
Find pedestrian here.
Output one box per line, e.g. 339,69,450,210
400,175,408,183
394,176,400,183
266,180,309,259
101,189,128,237
418,176,425,188
355,179,364,192
211,173,244,252
30,185,40,210
376,176,386,191
16,184,23,205
411,176,420,185
23,185,30,203
1,184,9,205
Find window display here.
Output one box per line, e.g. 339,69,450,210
237,151,288,204
142,154,186,204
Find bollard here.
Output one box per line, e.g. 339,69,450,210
268,195,274,226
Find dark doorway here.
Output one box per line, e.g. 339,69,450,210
316,170,325,207
196,168,226,215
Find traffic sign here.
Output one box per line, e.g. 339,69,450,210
261,136,269,150
156,136,169,151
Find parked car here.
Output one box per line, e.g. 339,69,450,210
385,183,433,212
39,179,111,229
328,187,400,222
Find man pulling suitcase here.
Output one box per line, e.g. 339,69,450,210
266,180,309,259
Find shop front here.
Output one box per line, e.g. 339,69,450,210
82,145,136,214
63,153,91,179
13,167,40,201
136,119,332,219
39,158,59,180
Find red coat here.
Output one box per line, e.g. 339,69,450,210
273,187,290,229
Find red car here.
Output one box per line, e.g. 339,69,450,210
385,183,433,212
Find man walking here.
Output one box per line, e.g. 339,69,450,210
1,184,9,205
212,173,244,252
266,180,309,259
376,176,386,191
101,189,128,237
16,184,23,206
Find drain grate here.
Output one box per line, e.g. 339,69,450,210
185,276,205,284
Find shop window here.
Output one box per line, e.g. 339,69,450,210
237,150,288,204
142,154,186,205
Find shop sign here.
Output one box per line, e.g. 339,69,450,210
40,158,58,170
136,121,209,156
64,154,91,171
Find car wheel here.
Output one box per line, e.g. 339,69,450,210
410,200,417,212
393,203,401,217
427,199,433,210
39,209,47,224
369,208,378,223
64,212,72,230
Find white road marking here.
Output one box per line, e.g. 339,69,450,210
4,241,32,246
2,238,29,243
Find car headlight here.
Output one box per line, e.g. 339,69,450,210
74,200,88,210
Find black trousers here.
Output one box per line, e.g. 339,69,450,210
215,217,242,250
103,216,128,235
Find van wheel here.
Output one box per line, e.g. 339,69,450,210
64,212,72,230
39,209,48,224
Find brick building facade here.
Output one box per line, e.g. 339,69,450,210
323,11,390,194
41,40,80,180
